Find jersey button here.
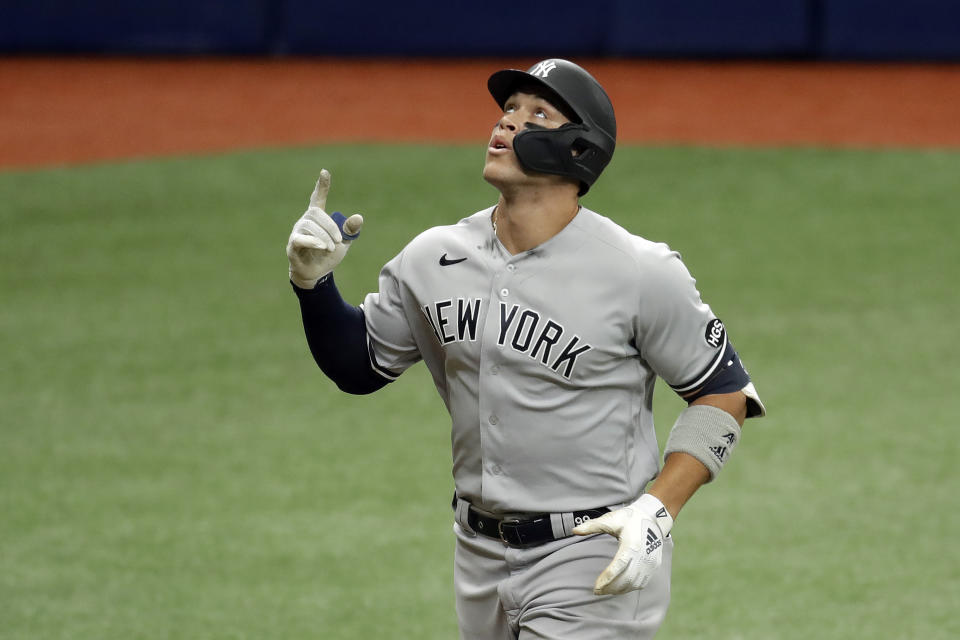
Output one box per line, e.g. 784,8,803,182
490,365,500,375
488,414,499,425
506,264,516,272
499,288,509,297
491,465,502,476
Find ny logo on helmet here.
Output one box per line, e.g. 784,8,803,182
530,60,558,78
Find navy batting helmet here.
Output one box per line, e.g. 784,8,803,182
488,58,616,196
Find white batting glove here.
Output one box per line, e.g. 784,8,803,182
286,169,364,289
572,494,674,595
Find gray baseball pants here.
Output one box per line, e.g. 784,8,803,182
452,520,673,639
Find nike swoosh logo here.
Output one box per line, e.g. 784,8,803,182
439,253,467,266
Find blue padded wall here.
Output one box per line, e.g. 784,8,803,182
2,0,959,60
0,0,271,54
276,0,608,57
822,0,960,60
606,0,813,57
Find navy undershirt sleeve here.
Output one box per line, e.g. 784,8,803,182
292,275,391,395
684,341,752,400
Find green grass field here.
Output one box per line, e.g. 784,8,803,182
2,144,958,639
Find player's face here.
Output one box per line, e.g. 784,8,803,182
483,91,572,191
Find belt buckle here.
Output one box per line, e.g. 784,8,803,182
497,518,522,546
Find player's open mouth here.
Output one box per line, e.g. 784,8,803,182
488,136,511,153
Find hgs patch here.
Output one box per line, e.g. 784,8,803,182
704,318,726,349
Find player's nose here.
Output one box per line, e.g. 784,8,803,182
497,112,520,132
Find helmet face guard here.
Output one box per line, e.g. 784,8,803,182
512,123,610,195
488,59,617,196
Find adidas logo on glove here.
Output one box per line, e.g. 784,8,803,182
645,527,662,554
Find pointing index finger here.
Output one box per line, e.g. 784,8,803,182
309,169,331,210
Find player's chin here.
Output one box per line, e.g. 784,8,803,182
482,159,506,186
482,154,519,186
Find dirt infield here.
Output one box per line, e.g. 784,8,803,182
2,57,959,169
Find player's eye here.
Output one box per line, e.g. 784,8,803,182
533,108,547,119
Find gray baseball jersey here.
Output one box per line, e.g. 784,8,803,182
362,205,734,515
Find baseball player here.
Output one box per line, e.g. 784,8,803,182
287,58,765,639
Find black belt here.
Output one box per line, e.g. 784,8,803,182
458,498,610,548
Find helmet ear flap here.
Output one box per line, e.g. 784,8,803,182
513,123,603,196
